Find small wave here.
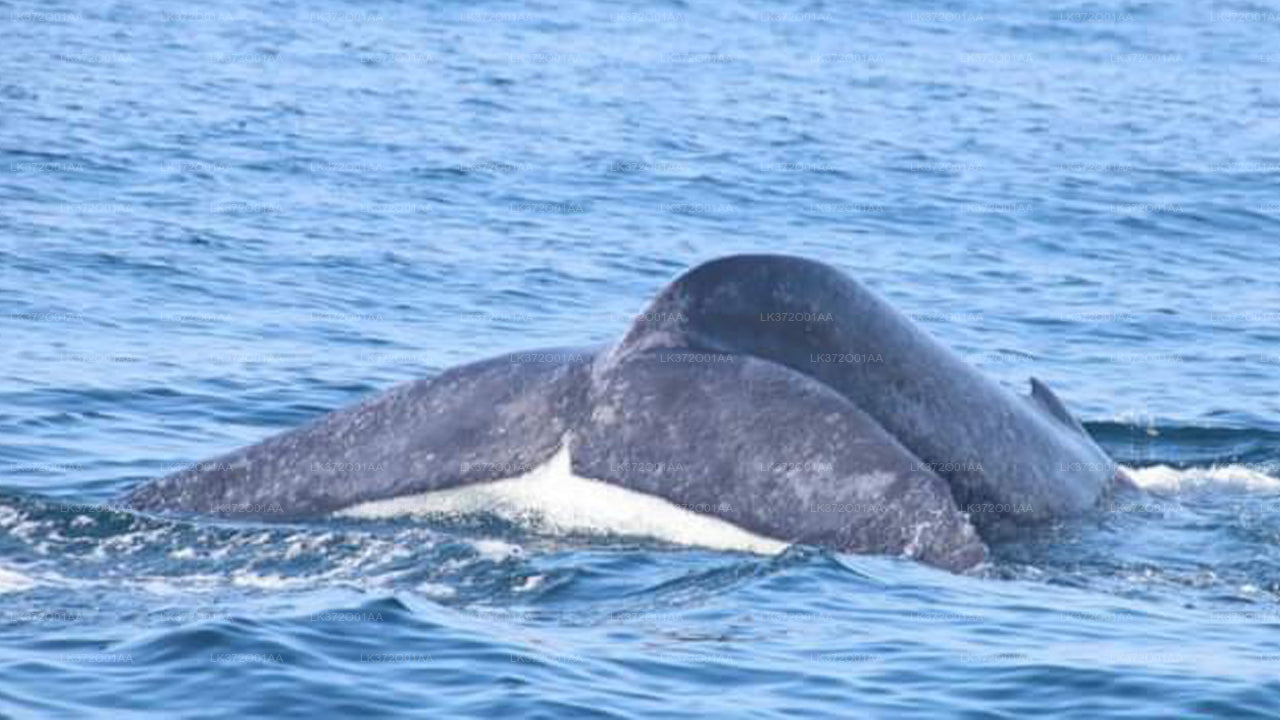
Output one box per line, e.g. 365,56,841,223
0,565,36,593
1124,463,1280,492
0,489,551,604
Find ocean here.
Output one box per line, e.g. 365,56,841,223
2,0,1280,716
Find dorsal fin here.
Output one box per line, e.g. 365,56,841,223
1028,377,1088,435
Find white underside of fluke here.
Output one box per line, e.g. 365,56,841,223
336,443,788,554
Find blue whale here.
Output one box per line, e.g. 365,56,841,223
125,255,1128,571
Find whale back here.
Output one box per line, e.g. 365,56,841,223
577,347,987,570
610,254,1115,529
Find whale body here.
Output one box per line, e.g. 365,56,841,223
124,255,1125,571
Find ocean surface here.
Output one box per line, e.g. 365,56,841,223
3,0,1280,716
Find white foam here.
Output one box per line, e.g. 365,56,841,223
516,575,546,593
1124,464,1280,492
0,566,36,594
337,443,788,555
230,572,296,590
473,538,524,561
415,581,458,599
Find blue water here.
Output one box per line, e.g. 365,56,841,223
3,0,1280,716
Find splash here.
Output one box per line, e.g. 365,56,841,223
1123,464,1280,492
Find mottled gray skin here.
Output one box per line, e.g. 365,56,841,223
126,351,592,518
577,348,986,570
609,255,1118,533
125,254,1122,572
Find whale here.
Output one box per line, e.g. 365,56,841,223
123,254,1128,571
